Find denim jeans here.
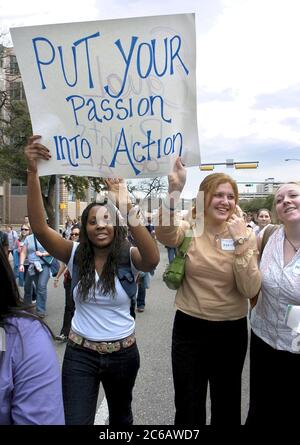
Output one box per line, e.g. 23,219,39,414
172,310,248,426
24,265,50,314
12,248,20,281
167,247,176,264
62,341,140,425
136,284,146,309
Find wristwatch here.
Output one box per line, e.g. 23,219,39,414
233,236,249,247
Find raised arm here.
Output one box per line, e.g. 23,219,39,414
25,135,73,264
155,157,187,247
105,178,160,272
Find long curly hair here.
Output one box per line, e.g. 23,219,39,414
76,201,128,301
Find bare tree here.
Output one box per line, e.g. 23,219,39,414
127,177,168,213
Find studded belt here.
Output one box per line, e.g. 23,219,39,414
68,329,136,354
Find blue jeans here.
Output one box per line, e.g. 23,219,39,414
136,273,150,309
24,265,50,314
167,247,176,263
62,341,140,425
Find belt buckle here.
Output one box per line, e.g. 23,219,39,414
105,342,115,353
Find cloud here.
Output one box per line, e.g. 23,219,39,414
1,0,300,189
254,84,300,110
197,87,236,103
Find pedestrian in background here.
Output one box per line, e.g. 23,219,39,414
54,224,80,341
13,224,31,286
0,244,64,425
24,135,159,426
155,157,261,426
253,208,272,236
246,182,300,425
19,233,51,318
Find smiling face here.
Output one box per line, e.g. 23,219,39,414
86,205,115,249
275,183,300,224
205,182,236,224
257,210,271,228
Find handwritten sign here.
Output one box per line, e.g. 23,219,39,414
11,14,200,178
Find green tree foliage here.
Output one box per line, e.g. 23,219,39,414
239,195,274,213
0,100,31,182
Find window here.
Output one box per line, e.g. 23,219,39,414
9,82,25,101
9,55,19,75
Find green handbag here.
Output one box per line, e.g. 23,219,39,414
163,235,192,290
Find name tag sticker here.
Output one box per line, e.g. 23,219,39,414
221,239,235,251
292,261,300,275
285,305,300,333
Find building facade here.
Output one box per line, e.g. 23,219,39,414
0,44,90,225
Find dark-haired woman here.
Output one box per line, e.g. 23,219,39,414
0,244,64,425
24,135,159,426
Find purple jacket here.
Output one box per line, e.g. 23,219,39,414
0,316,65,425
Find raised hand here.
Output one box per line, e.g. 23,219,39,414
226,205,248,240
168,157,187,195
105,178,132,216
24,135,51,172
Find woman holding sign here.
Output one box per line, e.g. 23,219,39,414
246,182,300,425
155,158,261,426
23,135,159,426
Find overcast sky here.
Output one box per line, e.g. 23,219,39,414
1,0,300,198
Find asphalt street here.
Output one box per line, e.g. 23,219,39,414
38,244,250,425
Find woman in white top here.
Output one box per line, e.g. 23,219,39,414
246,182,300,425
252,208,272,237
24,135,159,426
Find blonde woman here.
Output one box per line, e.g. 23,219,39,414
155,158,261,426
247,182,300,425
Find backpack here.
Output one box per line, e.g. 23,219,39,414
259,224,279,260
71,241,137,318
250,224,279,308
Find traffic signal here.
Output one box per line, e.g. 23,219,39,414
234,163,258,169
199,165,214,171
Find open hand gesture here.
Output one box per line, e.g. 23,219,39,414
24,135,51,172
105,178,131,216
226,205,248,240
168,157,187,194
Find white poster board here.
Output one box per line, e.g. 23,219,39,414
11,14,200,178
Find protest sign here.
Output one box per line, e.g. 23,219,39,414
11,13,200,178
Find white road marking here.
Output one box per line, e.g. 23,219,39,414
94,396,109,425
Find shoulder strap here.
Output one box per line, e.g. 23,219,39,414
116,240,137,301
71,248,80,297
34,235,52,266
71,241,137,301
260,224,279,260
177,235,192,257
